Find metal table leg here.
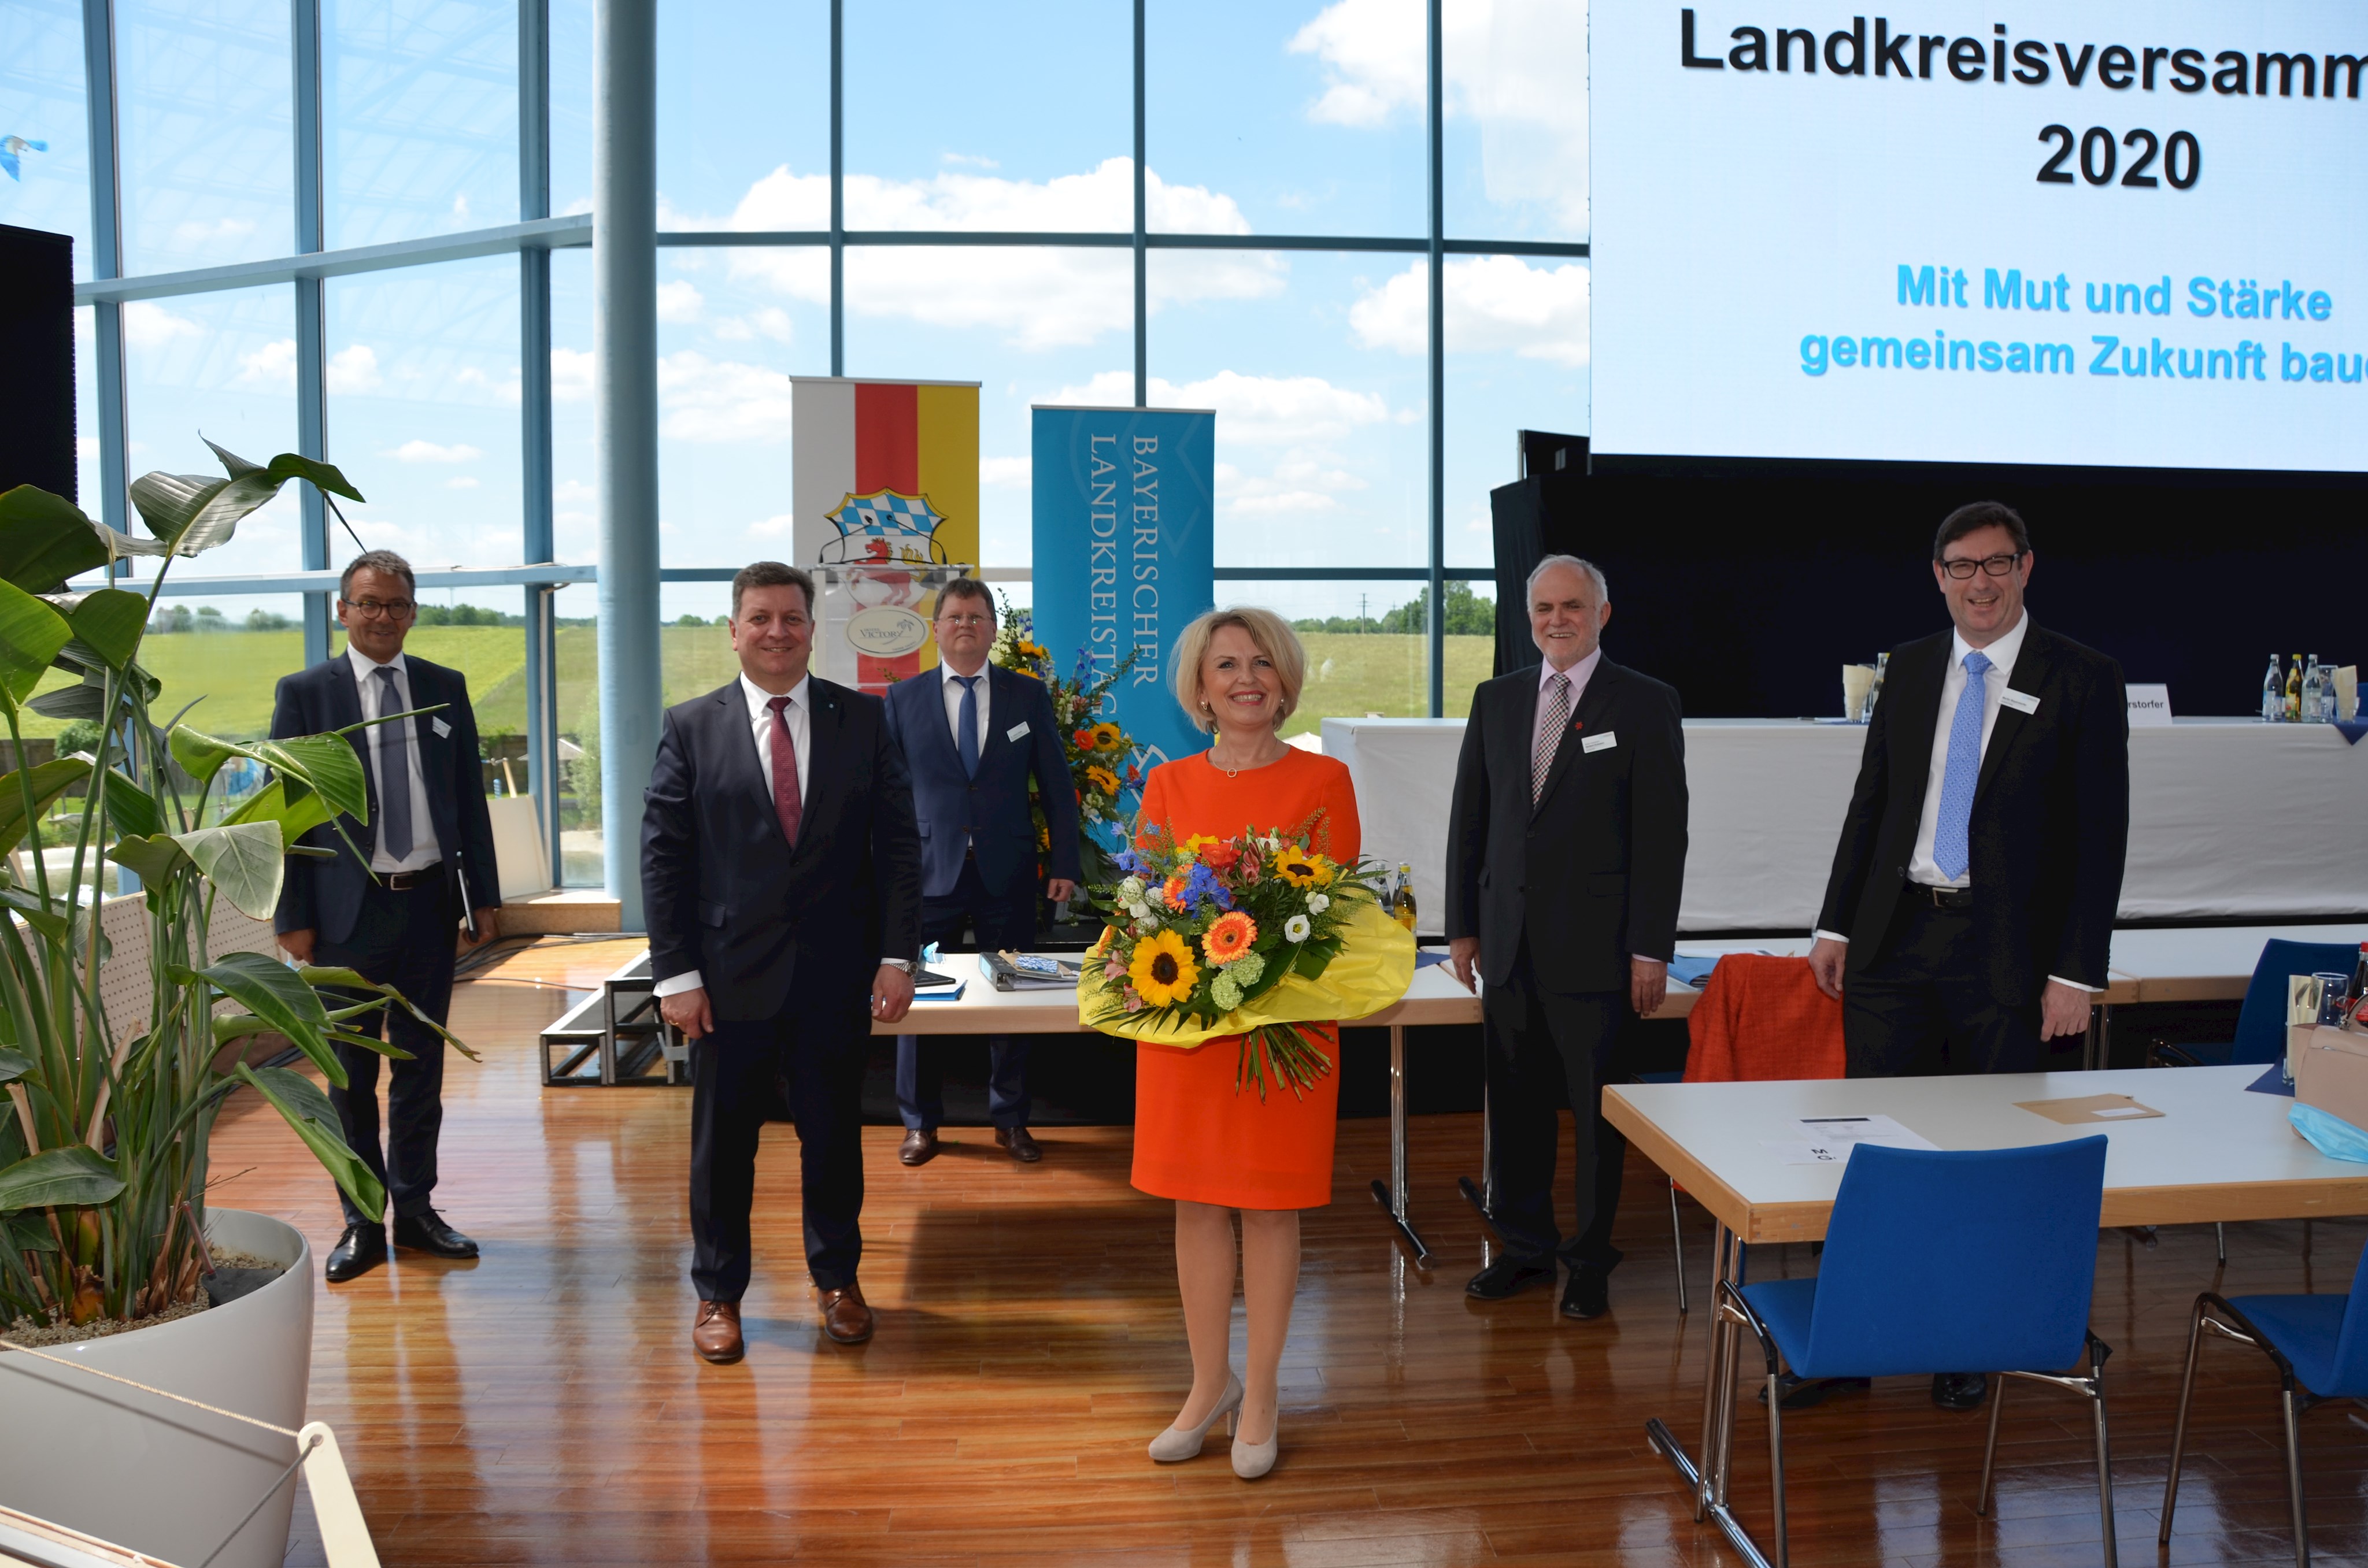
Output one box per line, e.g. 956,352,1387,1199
1458,1080,1498,1235
1368,1022,1434,1266
1647,1221,1778,1568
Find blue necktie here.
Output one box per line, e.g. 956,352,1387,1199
1932,650,1992,882
954,674,981,778
375,665,414,861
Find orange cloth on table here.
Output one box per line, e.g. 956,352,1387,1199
1682,954,1847,1084
1127,749,1361,1211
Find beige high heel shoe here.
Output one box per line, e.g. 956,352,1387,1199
1148,1373,1242,1462
1231,1407,1279,1480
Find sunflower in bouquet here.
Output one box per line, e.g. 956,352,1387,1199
1080,818,1416,1099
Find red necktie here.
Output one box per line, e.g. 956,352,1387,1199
767,695,802,847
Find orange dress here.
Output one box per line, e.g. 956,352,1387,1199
1128,749,1361,1211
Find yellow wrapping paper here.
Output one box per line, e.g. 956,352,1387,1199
1078,897,1418,1046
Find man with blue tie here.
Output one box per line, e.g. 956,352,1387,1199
884,577,1081,1166
1810,501,2129,1410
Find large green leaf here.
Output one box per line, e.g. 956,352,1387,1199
172,728,367,822
298,963,479,1061
0,1145,124,1211
27,672,108,721
198,950,343,1087
127,470,229,550
0,487,112,593
62,588,148,672
174,821,284,918
235,1063,384,1221
221,776,335,844
0,885,71,943
201,438,265,480
261,451,364,503
0,578,74,706
3,1213,57,1253
0,757,91,856
107,833,188,885
0,1046,29,1084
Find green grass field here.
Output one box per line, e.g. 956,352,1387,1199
13,624,1495,748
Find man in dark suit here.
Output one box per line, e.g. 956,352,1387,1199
1445,555,1689,1322
883,577,1080,1166
643,561,922,1362
272,550,502,1285
1809,501,2128,1410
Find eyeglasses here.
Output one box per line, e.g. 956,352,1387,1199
342,597,416,618
936,613,993,628
1938,553,2025,580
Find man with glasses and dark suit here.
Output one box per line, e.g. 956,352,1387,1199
883,576,1080,1166
272,550,503,1284
1809,501,2129,1411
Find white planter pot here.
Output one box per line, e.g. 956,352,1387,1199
0,1209,314,1568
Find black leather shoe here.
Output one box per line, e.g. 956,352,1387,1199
324,1224,386,1283
1759,1374,1871,1409
995,1126,1044,1163
1465,1256,1556,1300
898,1129,939,1166
393,1209,479,1259
1559,1265,1611,1320
1932,1371,1989,1411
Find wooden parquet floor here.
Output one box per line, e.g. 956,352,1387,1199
207,939,2368,1566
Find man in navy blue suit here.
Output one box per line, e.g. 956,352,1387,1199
272,551,502,1285
883,577,1081,1166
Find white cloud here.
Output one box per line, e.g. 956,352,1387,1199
167,217,256,250
456,365,522,403
656,280,704,323
327,344,382,394
551,347,594,402
1052,369,1392,447
980,456,1031,489
711,306,795,344
451,193,471,224
746,512,794,538
557,479,596,503
696,160,1281,349
446,476,480,489
1349,256,1589,366
234,338,297,389
1289,0,1588,229
657,351,793,443
123,302,203,349
391,440,482,464
942,152,1000,169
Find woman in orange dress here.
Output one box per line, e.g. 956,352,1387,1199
1128,606,1360,1481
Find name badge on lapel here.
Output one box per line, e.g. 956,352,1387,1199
1999,690,2040,716
1006,721,1030,742
1581,731,1618,754
431,717,452,739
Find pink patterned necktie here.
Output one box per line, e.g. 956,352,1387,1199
766,695,802,847
1533,672,1570,805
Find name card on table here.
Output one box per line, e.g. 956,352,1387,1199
2126,684,2173,727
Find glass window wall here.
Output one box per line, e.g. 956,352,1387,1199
324,0,520,250
1,0,95,276
117,0,294,274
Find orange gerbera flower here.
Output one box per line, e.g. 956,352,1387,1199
1162,876,1190,907
1201,911,1257,964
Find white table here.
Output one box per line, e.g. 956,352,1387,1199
1603,1065,2368,1568
2108,922,2368,1004
1324,716,2368,935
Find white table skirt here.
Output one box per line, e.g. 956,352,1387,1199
1322,716,2368,935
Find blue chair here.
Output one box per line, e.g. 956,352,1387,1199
1710,1137,2115,1568
2151,939,2360,1069
2160,1244,2368,1567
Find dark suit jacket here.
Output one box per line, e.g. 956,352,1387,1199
1446,657,1690,995
640,676,922,1022
1816,620,2129,1001
882,663,1081,902
269,654,501,946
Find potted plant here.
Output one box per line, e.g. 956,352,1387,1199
0,443,463,1568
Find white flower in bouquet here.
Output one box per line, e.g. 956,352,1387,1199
1284,914,1311,942
1306,892,1330,915
1118,877,1146,902
1125,900,1151,920
1211,972,1244,1011
1134,915,1161,935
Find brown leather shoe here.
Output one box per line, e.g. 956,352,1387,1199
693,1300,743,1363
995,1125,1044,1163
818,1282,875,1344
897,1128,939,1166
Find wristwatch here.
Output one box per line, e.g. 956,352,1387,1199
881,958,917,975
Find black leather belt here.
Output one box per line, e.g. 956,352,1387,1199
1907,881,1973,910
383,862,443,891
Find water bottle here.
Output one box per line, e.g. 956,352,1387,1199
2324,665,2344,725
2286,655,2304,722
2262,654,2283,721
1863,651,1890,722
2303,655,2323,724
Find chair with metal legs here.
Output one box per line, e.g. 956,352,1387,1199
1710,1136,2117,1568
2160,1243,2368,1567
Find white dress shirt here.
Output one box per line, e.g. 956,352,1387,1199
346,644,440,873
939,659,991,859
1812,613,2095,991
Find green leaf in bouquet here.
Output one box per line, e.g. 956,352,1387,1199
173,821,284,918
0,485,113,592
0,1145,125,1211
234,1062,384,1221
199,951,346,1088
0,758,91,855
106,833,188,885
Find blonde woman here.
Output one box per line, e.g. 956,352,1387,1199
1128,607,1359,1480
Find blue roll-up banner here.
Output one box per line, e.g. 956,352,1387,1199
1030,405,1216,834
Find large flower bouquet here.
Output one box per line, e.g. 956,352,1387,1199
1078,821,1416,1098
989,595,1143,888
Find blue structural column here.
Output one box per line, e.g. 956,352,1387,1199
1132,0,1146,408
79,1,128,539
293,0,332,667
519,0,559,885
1423,0,1446,717
828,0,843,377
594,0,660,928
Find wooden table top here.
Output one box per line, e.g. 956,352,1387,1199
1604,1063,2368,1244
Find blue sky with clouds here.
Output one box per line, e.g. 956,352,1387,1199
3,0,1588,627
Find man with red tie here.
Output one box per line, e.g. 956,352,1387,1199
643,562,922,1362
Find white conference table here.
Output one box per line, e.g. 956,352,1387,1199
1603,1064,2368,1568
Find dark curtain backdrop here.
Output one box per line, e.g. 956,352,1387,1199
0,225,75,502
1492,442,2368,718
